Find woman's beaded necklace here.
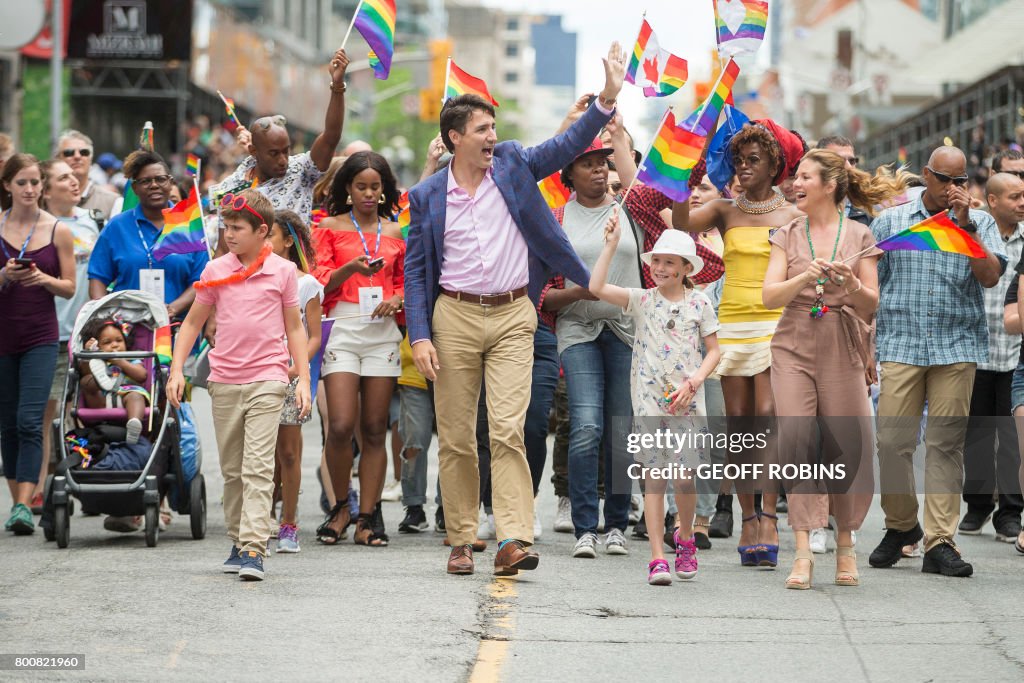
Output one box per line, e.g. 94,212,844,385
735,188,785,215
805,212,844,319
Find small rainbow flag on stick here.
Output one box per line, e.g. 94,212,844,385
875,212,986,259
217,90,240,126
186,154,200,177
396,191,410,239
635,110,707,202
625,18,688,98
713,0,769,57
347,0,396,80
445,59,499,106
139,121,154,152
154,325,173,366
686,58,740,136
154,187,207,260
122,180,139,212
538,171,572,210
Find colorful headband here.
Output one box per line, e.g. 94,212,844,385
102,315,133,340
284,222,310,273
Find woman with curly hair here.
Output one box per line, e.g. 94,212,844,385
671,120,807,568
312,151,405,547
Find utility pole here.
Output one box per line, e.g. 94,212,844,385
50,0,63,152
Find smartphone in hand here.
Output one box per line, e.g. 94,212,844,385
368,257,385,269
13,258,34,268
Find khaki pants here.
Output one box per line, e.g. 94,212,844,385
876,362,975,551
209,380,288,556
432,295,536,547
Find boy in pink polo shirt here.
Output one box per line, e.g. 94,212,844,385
168,189,310,582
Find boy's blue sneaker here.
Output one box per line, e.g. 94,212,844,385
223,546,242,573
238,551,265,581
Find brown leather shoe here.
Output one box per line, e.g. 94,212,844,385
493,539,539,576
447,544,475,575
443,537,488,552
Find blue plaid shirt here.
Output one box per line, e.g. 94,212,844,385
872,197,1006,367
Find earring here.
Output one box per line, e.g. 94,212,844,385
378,195,386,205
345,195,352,205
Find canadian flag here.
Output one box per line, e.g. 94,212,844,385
626,19,688,98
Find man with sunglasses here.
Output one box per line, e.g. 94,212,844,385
55,130,118,223
869,145,1005,578
992,149,1024,178
816,135,870,226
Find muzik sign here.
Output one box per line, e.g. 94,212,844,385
67,0,193,62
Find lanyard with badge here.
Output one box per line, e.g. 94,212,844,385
137,222,165,302
350,210,384,324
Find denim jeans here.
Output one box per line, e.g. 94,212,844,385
479,323,560,508
398,385,441,507
0,343,59,484
696,377,727,518
561,328,634,538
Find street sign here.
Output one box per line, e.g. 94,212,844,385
0,0,46,49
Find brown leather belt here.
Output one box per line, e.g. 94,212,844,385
440,286,528,306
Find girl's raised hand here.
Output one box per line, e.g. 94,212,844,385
603,207,621,244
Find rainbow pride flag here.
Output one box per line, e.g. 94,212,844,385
154,325,173,366
876,212,986,259
538,171,571,210
684,58,740,136
397,191,410,239
353,0,396,80
636,110,707,202
445,59,499,106
713,0,769,57
625,19,688,98
186,153,200,177
139,122,154,152
154,187,206,260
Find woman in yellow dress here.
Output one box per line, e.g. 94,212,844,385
671,120,807,567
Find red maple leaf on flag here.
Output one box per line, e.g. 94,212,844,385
643,55,660,84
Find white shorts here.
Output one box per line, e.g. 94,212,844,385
322,302,402,377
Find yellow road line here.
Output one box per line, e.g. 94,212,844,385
468,578,518,683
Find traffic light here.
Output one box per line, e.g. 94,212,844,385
420,38,452,122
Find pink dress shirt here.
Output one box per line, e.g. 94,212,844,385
438,167,530,295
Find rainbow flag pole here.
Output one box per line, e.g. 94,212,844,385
191,160,214,259
341,0,365,48
617,107,675,208
217,90,240,127
442,57,452,106
841,211,986,263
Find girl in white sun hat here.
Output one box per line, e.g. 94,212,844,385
590,209,721,586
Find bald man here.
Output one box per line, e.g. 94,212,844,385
341,140,372,156
869,146,1006,578
212,48,350,255
961,173,1024,541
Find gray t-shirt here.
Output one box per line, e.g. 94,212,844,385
556,200,641,355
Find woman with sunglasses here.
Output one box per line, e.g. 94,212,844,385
671,121,807,568
88,150,209,320
0,154,76,535
312,151,405,547
763,149,911,589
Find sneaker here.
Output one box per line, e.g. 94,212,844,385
399,505,429,533
604,528,628,555
533,511,543,540
993,517,1022,544
573,532,598,558
921,542,973,577
629,494,642,525
869,524,924,568
7,503,34,535
380,479,402,502
435,506,446,534
89,359,121,392
223,546,243,573
958,509,991,535
675,535,698,580
276,524,300,553
125,417,142,445
104,515,141,533
553,496,573,533
238,551,265,581
478,512,496,540
647,558,672,586
809,528,828,554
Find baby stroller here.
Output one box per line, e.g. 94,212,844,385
43,290,206,548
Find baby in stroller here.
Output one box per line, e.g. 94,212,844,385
78,317,151,445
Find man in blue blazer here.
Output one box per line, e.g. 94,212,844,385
405,43,627,575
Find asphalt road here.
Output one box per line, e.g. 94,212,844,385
2,389,1024,682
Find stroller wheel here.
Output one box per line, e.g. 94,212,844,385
190,474,207,540
41,476,55,542
54,504,70,549
144,503,159,547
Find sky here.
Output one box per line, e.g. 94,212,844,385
479,0,743,144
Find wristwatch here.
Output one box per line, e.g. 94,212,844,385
962,220,978,233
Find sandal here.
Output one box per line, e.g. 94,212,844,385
785,549,814,590
835,546,859,586
755,512,780,568
354,512,389,547
737,514,760,566
316,501,351,545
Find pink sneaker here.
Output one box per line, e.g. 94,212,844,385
674,529,698,580
647,558,672,586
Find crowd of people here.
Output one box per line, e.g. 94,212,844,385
2,43,1023,588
